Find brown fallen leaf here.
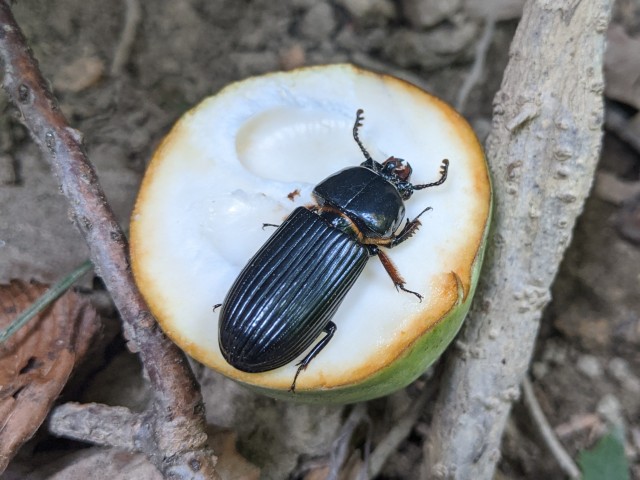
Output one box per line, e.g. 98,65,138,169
0,280,100,473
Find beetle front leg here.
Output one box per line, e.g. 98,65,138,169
388,206,432,248
289,321,337,393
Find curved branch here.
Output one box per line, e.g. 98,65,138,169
0,3,219,478
422,0,612,478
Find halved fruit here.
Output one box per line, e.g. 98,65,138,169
130,64,491,404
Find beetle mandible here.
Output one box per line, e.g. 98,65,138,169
217,109,449,392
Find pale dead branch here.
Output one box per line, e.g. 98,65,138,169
423,0,613,477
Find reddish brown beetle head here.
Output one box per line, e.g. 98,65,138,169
382,156,412,182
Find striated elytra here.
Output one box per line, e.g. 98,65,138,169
218,110,449,392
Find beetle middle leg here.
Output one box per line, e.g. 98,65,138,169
371,246,422,301
289,321,337,393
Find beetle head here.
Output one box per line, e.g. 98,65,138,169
379,157,415,200
381,156,412,182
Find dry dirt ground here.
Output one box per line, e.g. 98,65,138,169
1,0,639,479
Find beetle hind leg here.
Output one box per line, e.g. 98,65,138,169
289,321,337,393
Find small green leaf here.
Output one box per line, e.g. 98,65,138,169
578,429,629,480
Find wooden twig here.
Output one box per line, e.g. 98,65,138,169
48,403,143,451
0,3,219,478
327,403,369,480
521,378,581,479
110,0,142,76
455,14,496,114
422,0,612,478
368,384,435,478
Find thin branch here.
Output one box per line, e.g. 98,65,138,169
455,14,496,114
110,0,142,76
521,378,581,479
368,384,435,478
327,403,369,480
423,0,613,478
48,402,143,451
0,3,218,478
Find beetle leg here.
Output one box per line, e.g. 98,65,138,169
373,248,423,301
262,223,280,230
412,159,449,190
389,206,432,248
289,321,337,393
213,303,222,312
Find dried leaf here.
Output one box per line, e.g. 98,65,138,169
0,281,100,473
605,25,640,109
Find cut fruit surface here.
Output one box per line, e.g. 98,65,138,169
131,64,491,403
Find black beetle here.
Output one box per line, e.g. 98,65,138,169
217,109,449,392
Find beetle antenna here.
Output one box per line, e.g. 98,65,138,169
413,159,449,190
353,109,374,164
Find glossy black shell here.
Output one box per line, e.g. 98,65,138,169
218,207,368,372
313,166,405,238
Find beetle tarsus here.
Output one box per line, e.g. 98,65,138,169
397,284,423,302
262,223,280,230
212,303,222,312
288,321,337,392
289,365,305,393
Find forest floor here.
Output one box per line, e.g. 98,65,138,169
1,0,639,479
